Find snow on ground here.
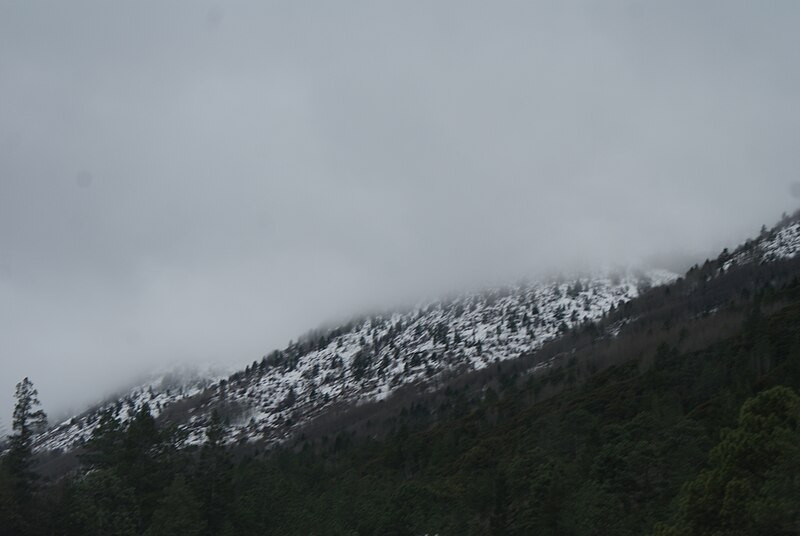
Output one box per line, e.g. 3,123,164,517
33,268,675,453
30,215,800,453
723,220,800,271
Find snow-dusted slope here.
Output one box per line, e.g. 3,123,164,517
31,211,800,454
34,368,226,453
34,269,675,452
723,217,800,270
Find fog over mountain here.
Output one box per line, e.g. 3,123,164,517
1,1,799,429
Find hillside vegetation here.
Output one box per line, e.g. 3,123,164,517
2,215,800,535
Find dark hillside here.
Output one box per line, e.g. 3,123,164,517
224,276,799,535
3,252,800,534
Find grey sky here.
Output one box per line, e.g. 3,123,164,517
1,1,799,427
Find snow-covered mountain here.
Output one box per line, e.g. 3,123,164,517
34,269,673,453
31,212,800,454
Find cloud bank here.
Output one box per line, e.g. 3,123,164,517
1,1,799,425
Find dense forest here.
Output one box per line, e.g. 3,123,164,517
2,260,800,534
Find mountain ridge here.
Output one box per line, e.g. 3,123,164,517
28,210,800,455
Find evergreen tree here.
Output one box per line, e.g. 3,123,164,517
4,378,47,506
120,403,173,529
81,409,124,470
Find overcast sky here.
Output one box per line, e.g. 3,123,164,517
1,1,799,429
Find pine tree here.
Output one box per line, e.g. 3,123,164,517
120,403,172,528
4,378,47,505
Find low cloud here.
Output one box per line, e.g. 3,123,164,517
1,1,799,426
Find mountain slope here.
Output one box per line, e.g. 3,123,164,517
34,269,675,452
24,216,800,536
31,211,800,454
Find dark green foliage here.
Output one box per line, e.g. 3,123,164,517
72,403,183,532
145,475,205,536
67,469,139,536
0,377,47,534
196,410,233,535
5,256,800,534
202,284,797,535
81,409,124,470
0,464,24,536
656,386,800,535
174,289,794,535
5,379,47,499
